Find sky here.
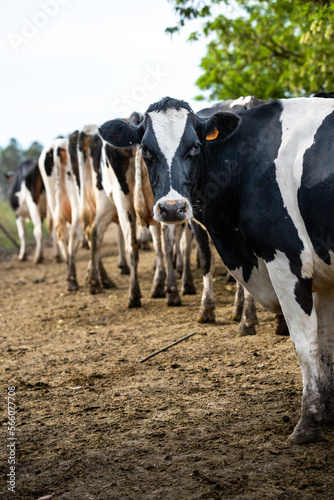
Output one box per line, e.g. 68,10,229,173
1,0,220,150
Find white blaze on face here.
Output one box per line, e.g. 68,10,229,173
148,108,189,183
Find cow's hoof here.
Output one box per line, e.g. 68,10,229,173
119,264,130,275
181,284,197,295
166,292,182,307
231,311,242,322
18,255,28,262
238,323,256,336
197,310,216,323
34,256,44,264
101,277,117,289
67,280,79,292
287,425,322,445
55,255,62,263
90,281,101,294
128,296,142,308
151,285,166,298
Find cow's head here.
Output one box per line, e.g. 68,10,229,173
99,97,241,224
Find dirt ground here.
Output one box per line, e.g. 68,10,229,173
1,226,334,500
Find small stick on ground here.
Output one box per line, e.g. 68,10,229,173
138,332,197,364
0,222,20,249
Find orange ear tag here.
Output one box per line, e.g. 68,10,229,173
206,128,219,141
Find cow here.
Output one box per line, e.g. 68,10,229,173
198,96,269,334
5,159,59,264
134,146,215,320
92,112,145,307
38,137,83,291
196,95,268,120
99,96,334,444
77,124,127,294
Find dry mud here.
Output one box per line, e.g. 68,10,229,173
1,226,334,499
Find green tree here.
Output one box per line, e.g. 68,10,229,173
167,0,334,100
25,141,44,161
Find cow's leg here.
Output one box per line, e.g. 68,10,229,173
150,224,166,298
190,221,215,323
266,254,322,444
180,222,196,295
25,192,43,264
161,224,181,306
314,291,334,426
232,282,244,322
89,206,116,294
114,198,141,308
54,211,68,264
116,224,130,275
66,216,82,291
52,229,62,263
173,224,184,278
138,225,151,251
238,288,258,336
16,217,27,261
274,313,289,336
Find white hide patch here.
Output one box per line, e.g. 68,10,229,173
275,97,334,279
148,108,189,177
228,260,280,314
266,250,319,365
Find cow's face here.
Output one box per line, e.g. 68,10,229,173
99,98,241,224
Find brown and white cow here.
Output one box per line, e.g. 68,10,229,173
39,137,83,290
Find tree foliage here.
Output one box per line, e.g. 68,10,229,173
167,0,334,100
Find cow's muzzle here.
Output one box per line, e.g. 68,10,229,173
154,198,193,224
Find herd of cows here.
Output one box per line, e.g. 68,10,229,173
5,92,334,445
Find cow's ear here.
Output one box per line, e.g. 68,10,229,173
203,111,241,143
99,119,144,148
5,172,13,181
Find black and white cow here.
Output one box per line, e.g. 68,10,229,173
196,95,267,120
5,160,51,263
135,146,215,320
198,95,270,334
99,96,334,444
77,124,127,293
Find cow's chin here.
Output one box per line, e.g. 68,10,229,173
153,215,192,225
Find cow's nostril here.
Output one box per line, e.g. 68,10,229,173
176,202,186,217
159,205,168,216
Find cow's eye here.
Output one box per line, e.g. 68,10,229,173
141,146,155,162
190,142,201,156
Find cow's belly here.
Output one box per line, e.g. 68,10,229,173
229,258,281,314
